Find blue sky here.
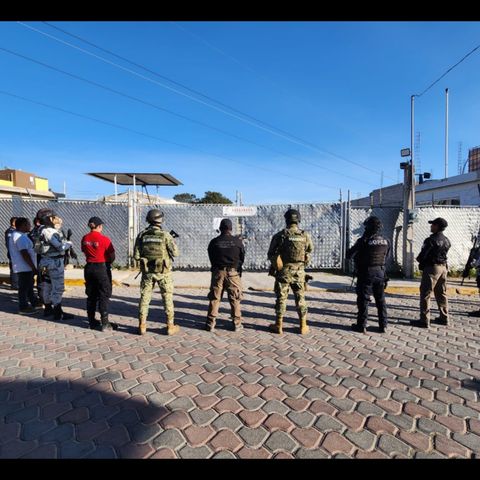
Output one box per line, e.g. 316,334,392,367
0,21,479,203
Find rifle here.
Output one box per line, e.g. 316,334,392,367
64,228,79,267
461,235,480,285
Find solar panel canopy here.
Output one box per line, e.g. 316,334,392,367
87,173,182,186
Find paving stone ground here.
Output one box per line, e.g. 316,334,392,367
0,284,479,459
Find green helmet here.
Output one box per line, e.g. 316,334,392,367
284,208,301,225
146,209,164,225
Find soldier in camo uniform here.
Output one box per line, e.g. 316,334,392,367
267,208,313,335
134,209,180,336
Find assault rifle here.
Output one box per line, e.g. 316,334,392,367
64,228,79,266
461,235,480,286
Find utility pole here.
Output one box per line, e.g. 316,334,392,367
402,95,416,278
445,88,449,179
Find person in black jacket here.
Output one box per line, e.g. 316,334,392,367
412,217,451,328
206,218,245,332
346,216,390,333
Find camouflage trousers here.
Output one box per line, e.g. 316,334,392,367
139,271,174,322
274,265,307,318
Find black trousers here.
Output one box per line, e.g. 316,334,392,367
17,271,35,310
8,253,18,289
356,266,388,327
84,263,112,316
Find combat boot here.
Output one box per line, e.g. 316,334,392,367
166,318,180,336
269,316,283,334
138,316,147,335
44,303,54,317
87,311,101,330
299,316,309,335
53,304,74,320
100,313,115,332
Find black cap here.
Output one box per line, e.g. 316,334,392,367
88,217,104,227
220,218,233,231
428,217,448,230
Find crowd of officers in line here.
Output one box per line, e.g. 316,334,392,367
4,206,476,335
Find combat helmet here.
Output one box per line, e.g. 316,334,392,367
284,208,301,225
146,209,164,225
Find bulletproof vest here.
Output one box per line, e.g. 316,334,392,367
36,227,66,257
32,225,48,255
280,228,308,264
356,233,389,269
138,226,170,272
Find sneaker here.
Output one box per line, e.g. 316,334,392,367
233,323,243,332
432,317,449,325
379,325,387,333
19,306,36,314
205,323,215,332
351,323,367,333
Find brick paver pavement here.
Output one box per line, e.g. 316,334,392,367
0,284,479,458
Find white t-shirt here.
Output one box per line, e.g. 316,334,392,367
10,231,37,273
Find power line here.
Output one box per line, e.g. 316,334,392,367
415,43,480,98
0,88,340,191
0,44,374,187
19,21,391,179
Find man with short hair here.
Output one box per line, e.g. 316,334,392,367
10,217,40,314
5,216,19,290
81,217,117,331
413,217,451,328
206,218,245,332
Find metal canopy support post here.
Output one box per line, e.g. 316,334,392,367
114,174,118,200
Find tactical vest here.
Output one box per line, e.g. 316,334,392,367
279,229,308,264
356,234,389,269
138,227,170,273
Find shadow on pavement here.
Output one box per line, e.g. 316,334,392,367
0,377,173,459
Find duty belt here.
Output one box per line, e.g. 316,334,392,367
48,255,64,259
215,266,236,271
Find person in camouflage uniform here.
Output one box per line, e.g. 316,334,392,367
267,208,313,335
134,209,180,335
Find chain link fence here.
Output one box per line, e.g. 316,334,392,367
1,197,479,272
0,198,129,266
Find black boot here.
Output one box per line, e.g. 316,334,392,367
100,313,118,332
44,303,54,317
87,311,101,330
53,304,74,320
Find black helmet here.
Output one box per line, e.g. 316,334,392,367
36,208,56,225
363,216,382,231
284,209,301,224
146,209,164,225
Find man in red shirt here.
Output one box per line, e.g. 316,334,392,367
81,217,117,331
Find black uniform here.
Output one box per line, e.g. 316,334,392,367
207,234,245,271
416,232,451,270
347,233,391,328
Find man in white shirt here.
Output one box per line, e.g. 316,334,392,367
10,217,40,314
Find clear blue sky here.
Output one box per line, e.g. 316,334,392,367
0,21,479,203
